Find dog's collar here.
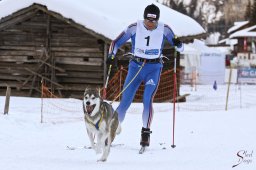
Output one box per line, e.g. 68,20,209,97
83,102,103,130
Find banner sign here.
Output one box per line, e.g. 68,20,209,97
237,68,256,84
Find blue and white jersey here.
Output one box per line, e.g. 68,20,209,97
109,20,184,59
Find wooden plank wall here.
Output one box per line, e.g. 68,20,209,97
0,10,104,98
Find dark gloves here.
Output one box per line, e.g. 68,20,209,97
172,36,182,47
106,54,115,65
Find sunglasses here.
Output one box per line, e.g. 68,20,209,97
145,19,158,23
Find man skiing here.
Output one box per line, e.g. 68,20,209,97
107,4,184,151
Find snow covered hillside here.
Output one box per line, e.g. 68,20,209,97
0,85,255,170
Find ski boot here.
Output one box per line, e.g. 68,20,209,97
140,127,152,147
139,127,152,154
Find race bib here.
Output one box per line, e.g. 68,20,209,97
134,20,164,59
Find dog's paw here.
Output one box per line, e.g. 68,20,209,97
97,157,107,162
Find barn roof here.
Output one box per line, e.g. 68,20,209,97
227,21,249,34
0,0,205,41
230,25,256,38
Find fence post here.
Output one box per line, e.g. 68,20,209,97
225,67,232,111
41,79,44,123
4,86,11,115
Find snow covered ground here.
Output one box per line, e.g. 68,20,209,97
0,85,255,170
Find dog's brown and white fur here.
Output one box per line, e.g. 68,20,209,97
83,88,120,161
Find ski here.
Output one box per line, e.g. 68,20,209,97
139,143,168,154
139,146,146,154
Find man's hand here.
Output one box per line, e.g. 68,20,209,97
172,36,182,47
106,54,115,65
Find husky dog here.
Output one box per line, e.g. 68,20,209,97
83,88,120,162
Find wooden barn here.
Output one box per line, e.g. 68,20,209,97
0,0,205,99
0,3,111,98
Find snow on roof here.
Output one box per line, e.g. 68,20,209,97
230,25,256,38
189,39,223,54
227,21,249,34
218,38,228,44
229,39,238,45
218,38,237,46
181,44,200,55
210,46,231,55
0,0,205,40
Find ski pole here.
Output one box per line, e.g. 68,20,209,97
103,65,112,99
171,47,177,148
103,56,114,99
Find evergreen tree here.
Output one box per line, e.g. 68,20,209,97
168,0,187,15
245,0,251,21
168,1,179,12
188,0,198,17
250,0,256,24
177,2,188,15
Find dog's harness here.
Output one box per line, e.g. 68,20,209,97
83,102,104,130
92,115,103,130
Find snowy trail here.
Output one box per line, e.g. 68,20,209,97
0,85,256,170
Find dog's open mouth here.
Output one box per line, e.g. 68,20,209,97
86,104,96,115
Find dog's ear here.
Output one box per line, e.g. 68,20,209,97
84,86,89,95
96,87,101,97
